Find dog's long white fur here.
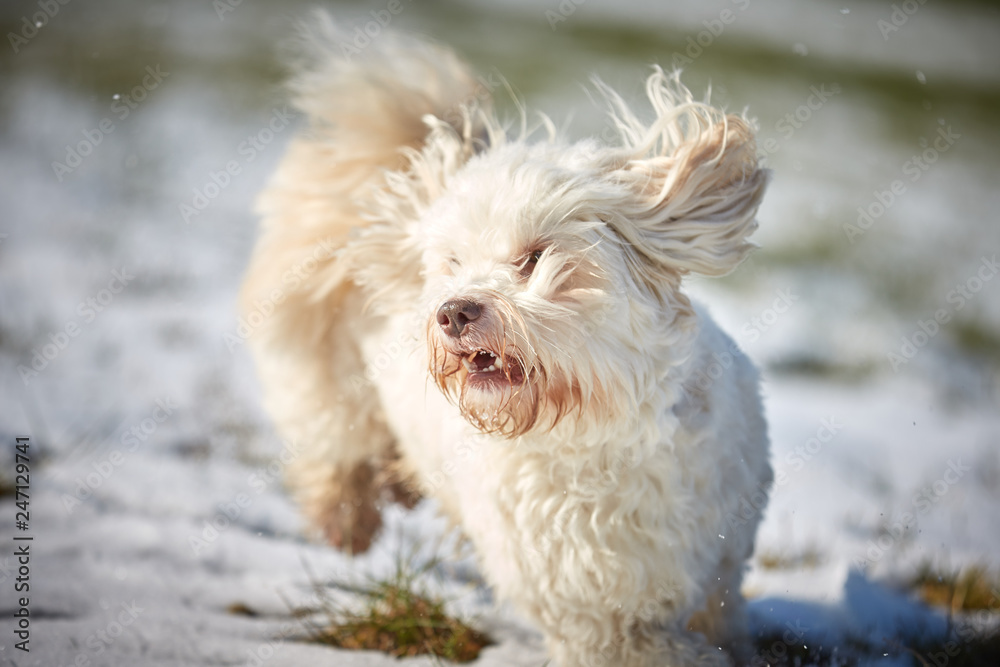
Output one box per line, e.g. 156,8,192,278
242,15,772,666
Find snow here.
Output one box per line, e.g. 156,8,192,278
1,0,998,665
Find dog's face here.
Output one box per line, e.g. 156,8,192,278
354,73,768,438
420,144,638,436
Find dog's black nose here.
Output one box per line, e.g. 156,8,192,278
437,299,482,338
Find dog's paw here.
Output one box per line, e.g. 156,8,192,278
322,498,382,555
384,477,422,509
314,458,425,553
316,462,383,555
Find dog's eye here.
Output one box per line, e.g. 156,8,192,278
520,249,544,277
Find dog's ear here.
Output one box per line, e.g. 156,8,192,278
598,69,768,283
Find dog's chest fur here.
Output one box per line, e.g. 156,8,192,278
363,311,755,613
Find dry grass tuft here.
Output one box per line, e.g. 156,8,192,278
757,545,824,571
294,549,492,663
908,562,1000,613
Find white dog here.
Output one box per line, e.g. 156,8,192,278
241,16,772,667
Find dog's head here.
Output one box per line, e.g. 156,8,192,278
351,69,768,438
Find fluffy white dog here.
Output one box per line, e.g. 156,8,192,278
241,16,772,667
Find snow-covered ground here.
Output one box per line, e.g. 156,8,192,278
1,1,999,665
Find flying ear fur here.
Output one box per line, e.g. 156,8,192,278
598,68,769,281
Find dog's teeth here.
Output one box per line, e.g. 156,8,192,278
495,357,503,369
461,358,473,371
486,364,496,372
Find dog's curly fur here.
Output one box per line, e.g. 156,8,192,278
241,15,772,666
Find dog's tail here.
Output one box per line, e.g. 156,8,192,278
246,15,486,309
242,13,485,357
240,16,484,542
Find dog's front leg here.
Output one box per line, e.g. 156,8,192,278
287,446,421,555
247,284,412,555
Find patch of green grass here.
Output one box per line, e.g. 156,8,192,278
293,551,492,663
953,321,1000,362
757,545,824,571
765,356,877,382
907,562,1000,613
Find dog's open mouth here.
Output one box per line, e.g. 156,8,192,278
461,349,502,374
460,349,524,386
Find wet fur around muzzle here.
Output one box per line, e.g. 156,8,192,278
428,289,569,438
